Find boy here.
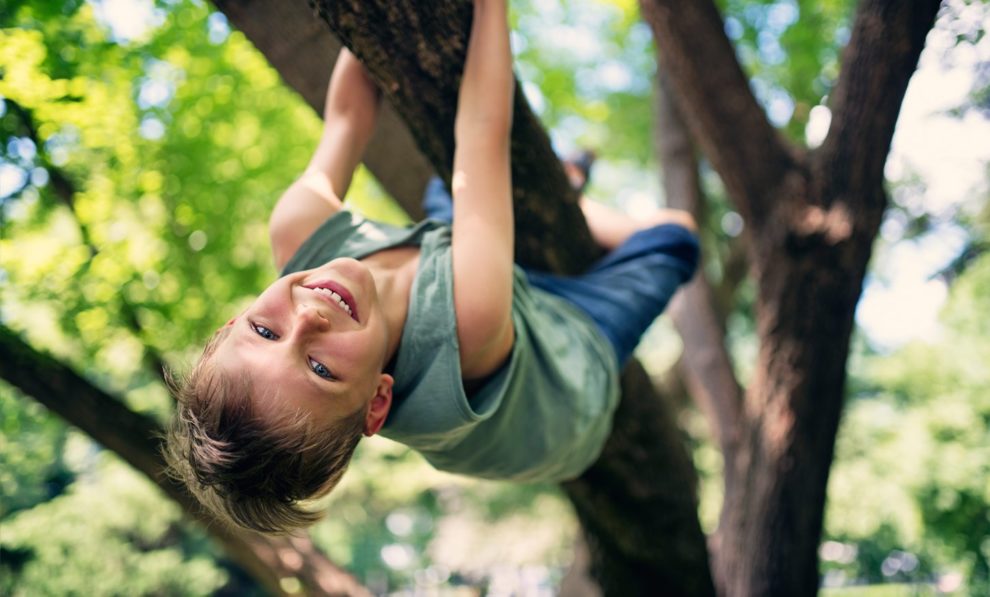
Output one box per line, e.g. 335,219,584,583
165,0,698,535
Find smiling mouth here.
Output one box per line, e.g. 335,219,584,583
302,281,359,322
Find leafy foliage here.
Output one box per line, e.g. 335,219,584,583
0,386,72,517
1,448,227,597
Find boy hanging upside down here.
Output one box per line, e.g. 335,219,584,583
165,0,699,534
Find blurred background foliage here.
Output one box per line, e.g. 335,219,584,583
1,0,987,595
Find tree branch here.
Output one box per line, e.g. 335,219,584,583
638,0,796,229
0,325,369,597
819,0,943,216
216,0,599,265
654,69,743,460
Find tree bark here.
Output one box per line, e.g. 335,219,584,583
639,0,797,231
0,325,369,597
217,0,600,273
639,0,944,594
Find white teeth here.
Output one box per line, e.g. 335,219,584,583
313,287,352,315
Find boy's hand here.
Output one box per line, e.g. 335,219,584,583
269,49,382,270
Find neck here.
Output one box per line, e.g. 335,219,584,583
365,248,419,364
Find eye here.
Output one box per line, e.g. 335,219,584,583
309,357,335,380
252,323,279,341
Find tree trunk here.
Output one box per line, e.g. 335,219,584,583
562,362,714,595
0,325,369,597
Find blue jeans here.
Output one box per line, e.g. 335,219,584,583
422,177,699,365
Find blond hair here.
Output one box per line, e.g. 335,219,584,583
163,327,365,534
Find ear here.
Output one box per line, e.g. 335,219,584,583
363,374,394,437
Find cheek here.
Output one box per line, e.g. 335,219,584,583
346,328,389,371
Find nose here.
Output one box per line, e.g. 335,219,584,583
296,303,331,333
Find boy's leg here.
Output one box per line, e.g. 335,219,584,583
525,222,700,366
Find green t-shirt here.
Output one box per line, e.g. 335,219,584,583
282,210,620,482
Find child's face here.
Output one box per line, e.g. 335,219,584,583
211,258,393,434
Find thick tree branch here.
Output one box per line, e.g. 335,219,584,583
640,1,943,593
654,68,743,460
0,325,368,597
638,0,795,229
820,0,944,217
705,5,943,593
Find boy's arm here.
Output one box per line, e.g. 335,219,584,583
451,0,516,380
270,49,381,270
